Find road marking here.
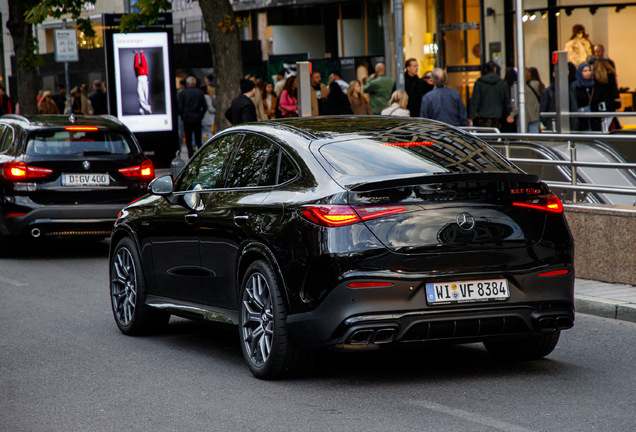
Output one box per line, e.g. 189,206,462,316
408,399,536,432
0,276,29,287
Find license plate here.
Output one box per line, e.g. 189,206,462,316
62,173,110,186
426,279,509,304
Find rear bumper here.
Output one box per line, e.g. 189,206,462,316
286,268,575,349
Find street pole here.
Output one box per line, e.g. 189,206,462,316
393,0,404,90
296,62,312,117
62,19,72,115
514,0,526,133
554,50,569,133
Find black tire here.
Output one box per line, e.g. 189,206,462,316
239,259,315,379
110,237,170,335
484,331,561,360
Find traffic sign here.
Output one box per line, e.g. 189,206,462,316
54,29,79,62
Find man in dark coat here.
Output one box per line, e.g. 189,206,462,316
52,84,67,114
468,61,514,128
225,79,257,126
178,76,207,158
404,58,429,118
419,69,468,126
88,80,108,115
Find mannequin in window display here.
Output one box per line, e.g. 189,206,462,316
564,24,593,68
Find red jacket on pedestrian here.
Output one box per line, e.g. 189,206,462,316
134,53,147,76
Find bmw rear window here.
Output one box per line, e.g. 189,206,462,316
318,131,517,176
26,130,137,156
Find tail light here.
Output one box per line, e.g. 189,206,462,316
301,205,406,227
538,269,570,277
3,162,53,180
512,193,563,213
118,160,155,179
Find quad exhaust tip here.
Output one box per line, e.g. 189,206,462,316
31,228,41,238
538,315,573,332
348,328,397,345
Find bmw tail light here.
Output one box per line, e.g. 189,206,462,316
119,160,155,179
301,205,406,227
513,193,563,213
3,162,53,180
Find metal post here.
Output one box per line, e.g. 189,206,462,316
554,51,569,133
514,0,526,133
62,19,72,115
569,140,577,203
393,0,405,90
296,62,312,117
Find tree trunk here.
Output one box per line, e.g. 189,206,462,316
199,0,243,133
6,1,38,116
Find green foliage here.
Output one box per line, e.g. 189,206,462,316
19,35,45,71
118,0,173,33
26,0,96,37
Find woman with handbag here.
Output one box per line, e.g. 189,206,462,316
590,59,620,131
570,63,594,131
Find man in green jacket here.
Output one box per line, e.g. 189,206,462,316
363,63,395,115
469,61,514,128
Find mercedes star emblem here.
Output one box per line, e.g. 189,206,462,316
456,212,476,231
82,161,91,170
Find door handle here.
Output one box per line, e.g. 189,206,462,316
234,214,249,226
185,213,198,224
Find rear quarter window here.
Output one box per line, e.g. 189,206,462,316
26,130,136,156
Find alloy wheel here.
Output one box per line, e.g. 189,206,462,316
242,272,274,365
111,247,137,326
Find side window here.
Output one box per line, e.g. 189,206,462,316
225,134,273,188
177,134,241,191
259,146,279,187
278,151,298,184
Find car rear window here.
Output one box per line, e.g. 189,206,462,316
318,131,516,177
26,130,136,156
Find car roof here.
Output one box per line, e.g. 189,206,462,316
0,114,126,131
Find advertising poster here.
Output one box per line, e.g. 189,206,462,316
112,32,172,133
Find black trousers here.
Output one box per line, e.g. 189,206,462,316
183,120,202,158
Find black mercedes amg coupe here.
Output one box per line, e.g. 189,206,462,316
109,117,574,379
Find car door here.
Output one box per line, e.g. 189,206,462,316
149,133,241,303
198,133,281,310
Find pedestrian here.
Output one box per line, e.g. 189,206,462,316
52,84,66,114
422,71,435,95
0,86,13,115
274,70,286,97
347,80,372,115
247,75,268,121
133,49,152,115
89,80,108,115
224,78,257,126
37,91,60,114
468,61,514,128
178,76,207,158
524,68,542,133
570,62,594,131
593,44,616,71
80,84,94,115
279,75,298,117
500,68,518,132
591,58,620,131
310,71,330,116
65,87,82,115
200,85,215,143
363,63,395,114
403,58,427,117
322,82,354,115
419,68,468,126
262,82,277,119
36,90,44,105
328,71,349,94
381,90,410,117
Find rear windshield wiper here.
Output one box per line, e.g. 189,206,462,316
83,150,112,155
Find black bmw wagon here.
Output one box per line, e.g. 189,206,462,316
110,117,574,379
0,114,154,254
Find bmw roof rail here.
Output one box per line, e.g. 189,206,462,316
2,114,30,123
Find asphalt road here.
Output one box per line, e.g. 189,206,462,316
1,239,635,432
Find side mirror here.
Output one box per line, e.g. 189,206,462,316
149,175,173,196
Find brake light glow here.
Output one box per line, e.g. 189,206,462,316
513,194,563,213
381,141,434,148
3,162,53,180
65,126,98,131
538,269,570,277
301,205,406,227
118,160,155,179
347,282,394,288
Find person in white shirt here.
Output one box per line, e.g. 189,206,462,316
381,90,410,117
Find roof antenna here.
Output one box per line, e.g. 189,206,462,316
69,113,76,124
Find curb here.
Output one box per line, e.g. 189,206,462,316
575,294,636,323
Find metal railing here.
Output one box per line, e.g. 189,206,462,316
541,111,636,133
473,132,636,204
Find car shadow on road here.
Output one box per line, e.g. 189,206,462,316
3,238,110,259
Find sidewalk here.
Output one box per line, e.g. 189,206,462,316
575,279,636,322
